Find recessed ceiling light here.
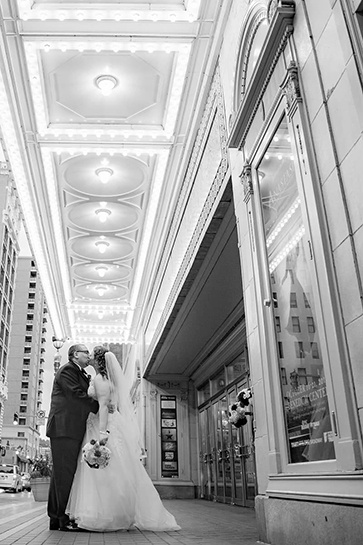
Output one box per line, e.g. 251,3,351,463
96,266,108,278
96,285,107,296
95,75,118,96
95,208,111,223
95,240,109,254
96,167,113,184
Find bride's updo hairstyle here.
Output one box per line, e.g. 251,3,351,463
93,345,109,378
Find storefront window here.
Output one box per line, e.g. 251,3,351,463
257,115,335,463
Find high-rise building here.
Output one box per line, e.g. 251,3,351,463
0,147,22,454
1,257,47,468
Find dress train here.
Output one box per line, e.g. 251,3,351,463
67,412,180,532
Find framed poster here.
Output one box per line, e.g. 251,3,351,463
160,395,178,477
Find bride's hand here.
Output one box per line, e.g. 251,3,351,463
107,403,116,414
99,430,109,445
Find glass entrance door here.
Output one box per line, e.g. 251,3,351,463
199,405,216,500
199,386,256,506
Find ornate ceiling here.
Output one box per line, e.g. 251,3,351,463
0,0,225,344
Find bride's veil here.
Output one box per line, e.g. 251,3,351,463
105,351,143,458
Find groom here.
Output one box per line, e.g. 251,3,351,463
46,344,99,531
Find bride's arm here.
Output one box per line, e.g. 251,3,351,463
93,375,111,438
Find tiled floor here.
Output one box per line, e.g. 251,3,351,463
0,497,261,545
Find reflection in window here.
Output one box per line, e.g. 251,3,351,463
307,316,315,333
292,316,301,333
295,341,305,359
311,342,320,359
257,115,335,463
275,316,281,332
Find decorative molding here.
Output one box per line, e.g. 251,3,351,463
281,60,302,118
228,0,295,149
149,389,158,399
241,163,253,203
146,67,229,365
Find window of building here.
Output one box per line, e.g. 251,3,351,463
28,303,34,310
281,367,287,385
22,370,29,377
25,336,32,344
290,292,298,308
27,314,34,321
311,342,320,359
21,382,28,389
30,270,37,278
26,325,33,332
291,316,301,333
275,316,281,332
28,293,35,299
307,316,315,333
23,358,30,366
303,292,310,308
24,347,31,354
17,432,25,438
294,341,305,359
20,393,27,401
278,341,284,359
29,282,36,289
19,406,26,413
18,418,26,426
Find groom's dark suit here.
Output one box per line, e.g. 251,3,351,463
46,360,98,530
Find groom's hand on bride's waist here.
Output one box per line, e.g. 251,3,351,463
107,403,116,413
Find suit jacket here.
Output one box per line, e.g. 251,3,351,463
46,361,99,440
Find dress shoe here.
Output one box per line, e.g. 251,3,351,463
59,522,81,532
49,519,59,530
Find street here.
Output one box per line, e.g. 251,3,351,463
0,488,34,519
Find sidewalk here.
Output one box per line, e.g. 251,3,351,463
0,497,261,545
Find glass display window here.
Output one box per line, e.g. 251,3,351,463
256,114,335,465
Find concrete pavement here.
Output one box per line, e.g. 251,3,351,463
0,494,261,545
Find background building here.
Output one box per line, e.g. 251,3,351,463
0,144,22,452
1,256,47,469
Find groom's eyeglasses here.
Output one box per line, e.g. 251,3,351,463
77,350,90,355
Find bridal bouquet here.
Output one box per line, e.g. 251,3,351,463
82,438,111,469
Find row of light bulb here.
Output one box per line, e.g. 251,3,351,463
266,198,301,248
19,6,200,23
269,226,305,274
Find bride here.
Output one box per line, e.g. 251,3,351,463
66,345,180,532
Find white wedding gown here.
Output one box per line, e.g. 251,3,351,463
67,381,180,532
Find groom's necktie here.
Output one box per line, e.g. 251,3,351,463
81,369,90,382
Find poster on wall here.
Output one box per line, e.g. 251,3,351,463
160,395,178,477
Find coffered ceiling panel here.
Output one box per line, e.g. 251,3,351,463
0,0,224,344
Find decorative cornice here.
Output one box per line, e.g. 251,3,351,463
228,0,295,149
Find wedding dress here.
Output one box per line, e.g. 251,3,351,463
66,352,180,532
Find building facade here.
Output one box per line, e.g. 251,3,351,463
127,2,363,545
0,150,22,452
1,257,47,468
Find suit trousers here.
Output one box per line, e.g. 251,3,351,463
48,436,83,526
